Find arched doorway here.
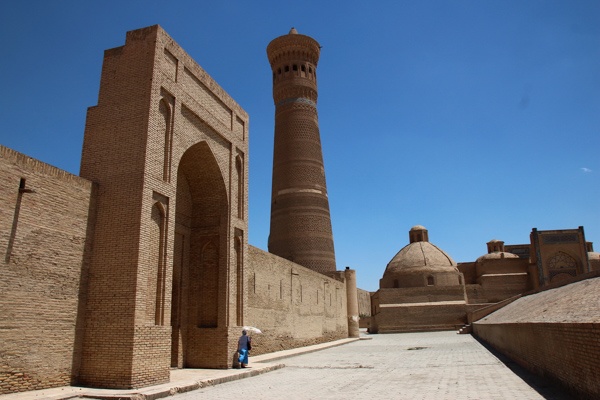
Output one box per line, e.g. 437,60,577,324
171,141,228,368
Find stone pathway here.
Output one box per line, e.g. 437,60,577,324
174,331,570,400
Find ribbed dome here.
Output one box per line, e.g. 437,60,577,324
385,241,457,275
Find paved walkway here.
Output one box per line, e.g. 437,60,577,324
1,331,570,400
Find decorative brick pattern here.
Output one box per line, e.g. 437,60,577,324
78,25,248,388
266,29,336,274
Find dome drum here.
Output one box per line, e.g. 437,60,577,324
380,271,464,289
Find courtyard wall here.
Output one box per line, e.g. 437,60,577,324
473,276,600,399
246,246,348,354
0,146,95,394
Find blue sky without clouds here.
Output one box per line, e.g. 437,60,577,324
1,1,598,291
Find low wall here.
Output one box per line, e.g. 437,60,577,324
372,302,467,333
474,322,599,398
246,246,348,355
0,146,96,394
473,276,600,399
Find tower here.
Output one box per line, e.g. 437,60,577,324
266,28,336,274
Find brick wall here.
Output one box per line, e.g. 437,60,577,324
473,276,600,398
372,303,468,333
357,288,371,317
377,286,466,305
474,323,599,398
0,146,95,394
245,246,348,354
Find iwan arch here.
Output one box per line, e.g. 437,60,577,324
75,24,252,387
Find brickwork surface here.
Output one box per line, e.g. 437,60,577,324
474,277,600,398
246,246,347,353
77,25,249,388
173,331,565,400
0,146,95,394
266,30,337,273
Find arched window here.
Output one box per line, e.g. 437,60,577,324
548,251,578,281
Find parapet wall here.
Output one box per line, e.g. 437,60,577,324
246,246,348,354
0,146,96,394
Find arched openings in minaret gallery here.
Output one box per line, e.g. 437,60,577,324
273,62,316,82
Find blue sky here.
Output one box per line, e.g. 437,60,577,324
1,1,598,291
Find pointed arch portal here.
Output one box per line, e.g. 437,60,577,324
171,141,229,368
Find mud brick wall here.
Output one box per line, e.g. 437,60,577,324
245,246,348,355
0,146,95,394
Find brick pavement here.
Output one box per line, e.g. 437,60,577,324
0,331,572,400
174,331,570,400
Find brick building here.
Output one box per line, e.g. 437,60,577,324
0,25,359,393
371,225,599,333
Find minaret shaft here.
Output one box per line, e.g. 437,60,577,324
267,29,336,273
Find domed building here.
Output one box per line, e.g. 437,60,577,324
380,225,463,289
370,226,468,333
465,239,532,303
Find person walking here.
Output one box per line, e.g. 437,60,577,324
237,330,251,368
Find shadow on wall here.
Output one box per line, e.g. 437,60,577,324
472,336,573,400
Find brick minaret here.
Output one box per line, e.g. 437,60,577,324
266,28,336,273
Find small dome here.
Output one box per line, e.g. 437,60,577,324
411,225,426,231
289,27,298,34
477,252,519,262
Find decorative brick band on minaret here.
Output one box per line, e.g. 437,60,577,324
266,28,336,273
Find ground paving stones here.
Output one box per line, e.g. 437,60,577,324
174,331,571,400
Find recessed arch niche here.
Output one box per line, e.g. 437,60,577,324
170,140,229,368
